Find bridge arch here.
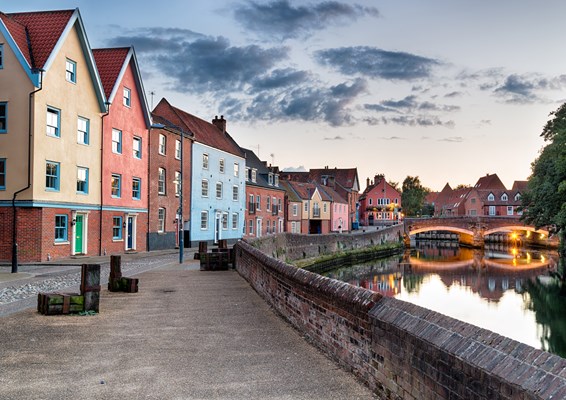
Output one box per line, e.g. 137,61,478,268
483,225,549,237
408,225,474,237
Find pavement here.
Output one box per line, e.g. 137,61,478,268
0,250,375,399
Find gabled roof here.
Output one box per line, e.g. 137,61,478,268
309,167,359,191
152,98,244,158
280,171,310,182
0,8,106,108
284,181,317,201
511,180,528,192
474,173,506,191
318,185,347,204
279,181,302,202
93,47,152,127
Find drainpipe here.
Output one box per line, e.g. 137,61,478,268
11,70,43,273
99,102,110,256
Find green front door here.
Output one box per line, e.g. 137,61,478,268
75,215,83,253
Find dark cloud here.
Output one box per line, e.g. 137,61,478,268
492,74,566,103
364,95,459,114
315,46,441,80
234,0,379,40
250,68,310,92
444,91,463,98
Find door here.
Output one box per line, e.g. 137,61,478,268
214,213,221,244
256,219,262,237
126,216,134,250
75,215,84,254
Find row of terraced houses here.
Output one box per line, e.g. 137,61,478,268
0,8,367,263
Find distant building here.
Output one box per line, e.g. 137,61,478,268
359,174,402,226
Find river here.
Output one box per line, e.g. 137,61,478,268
322,240,566,358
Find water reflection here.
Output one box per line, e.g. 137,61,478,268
322,241,565,357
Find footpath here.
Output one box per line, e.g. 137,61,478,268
0,250,374,399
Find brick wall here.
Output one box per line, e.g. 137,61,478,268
235,238,566,399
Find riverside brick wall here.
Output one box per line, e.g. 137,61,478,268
235,237,566,399
248,225,404,262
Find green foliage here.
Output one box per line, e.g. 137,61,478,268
401,176,430,217
522,103,566,251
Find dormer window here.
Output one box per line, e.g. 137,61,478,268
65,59,76,83
501,193,508,201
487,193,495,201
245,167,250,181
274,174,279,187
515,193,521,201
251,169,257,183
268,173,274,185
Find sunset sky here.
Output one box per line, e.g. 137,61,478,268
5,1,566,191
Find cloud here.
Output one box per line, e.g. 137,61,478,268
438,136,464,142
364,115,455,128
315,46,441,80
282,165,308,172
444,91,463,98
492,73,566,104
234,0,379,40
364,95,460,114
250,68,311,92
324,135,345,140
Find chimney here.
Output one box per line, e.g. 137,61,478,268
212,115,226,134
366,177,370,188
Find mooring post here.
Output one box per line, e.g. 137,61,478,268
81,264,101,312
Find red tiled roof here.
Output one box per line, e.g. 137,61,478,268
5,9,75,69
309,168,358,191
474,173,506,191
511,180,528,192
319,185,347,204
152,98,244,158
285,181,316,200
92,47,130,99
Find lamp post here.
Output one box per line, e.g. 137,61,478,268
178,126,184,264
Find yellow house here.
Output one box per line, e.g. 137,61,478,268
0,9,106,265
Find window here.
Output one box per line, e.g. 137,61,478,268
201,179,209,197
112,216,123,240
0,159,4,190
256,195,261,210
249,220,253,234
268,173,273,185
245,167,250,181
0,102,7,133
219,159,225,173
232,213,238,229
293,204,298,216
132,177,141,200
175,171,181,197
266,220,270,234
323,203,327,213
133,136,142,159
111,174,121,198
55,215,68,242
46,107,60,137
267,196,271,211
45,161,60,191
112,129,122,153
274,175,279,187
201,211,208,230
158,168,166,195
222,212,228,230
515,193,522,201
489,205,496,216
251,169,257,182
304,202,308,212
158,134,166,155
501,193,508,201
158,208,166,233
488,193,495,201
234,163,239,177
175,140,181,159
0,44,3,69
507,206,514,215
202,153,209,169
76,167,88,194
232,185,239,201
369,198,373,206
216,182,223,199
77,117,89,145
471,198,476,204
123,87,131,107
65,59,76,83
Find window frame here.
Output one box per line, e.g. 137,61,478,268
201,179,209,197
55,214,68,242
112,216,123,240
0,158,6,190
232,185,239,201
221,212,228,230
0,102,7,133
111,173,121,198
158,167,166,195
132,177,141,200
158,208,166,233
200,211,208,230
232,213,238,230
219,158,225,173
175,171,181,197
76,166,89,194
112,128,122,154
202,153,209,169
46,107,61,138
175,139,181,160
234,162,239,177
123,87,131,107
133,136,142,159
45,161,60,191
292,204,298,216
158,134,166,155
216,182,223,199
77,116,89,145
65,58,77,83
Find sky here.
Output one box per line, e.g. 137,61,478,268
5,0,566,191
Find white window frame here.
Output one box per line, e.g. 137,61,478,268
232,213,238,230
219,159,225,173
201,211,208,230
232,185,239,201
123,87,131,107
202,153,209,169
234,162,239,177
158,168,166,195
158,208,166,233
201,179,209,197
216,182,223,199
158,134,166,155
175,139,181,160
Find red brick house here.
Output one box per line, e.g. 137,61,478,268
279,180,303,233
359,174,402,226
242,149,285,238
93,47,151,255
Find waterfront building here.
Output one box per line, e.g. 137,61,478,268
93,47,151,254
279,180,303,234
281,180,332,234
152,99,245,246
359,174,402,226
318,184,349,232
0,9,106,262
241,149,285,238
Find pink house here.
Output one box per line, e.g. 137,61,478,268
93,47,151,255
319,185,349,232
359,174,402,226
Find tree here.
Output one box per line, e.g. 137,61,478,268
401,176,430,217
522,102,566,256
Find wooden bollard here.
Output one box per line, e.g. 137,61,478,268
108,255,123,292
218,239,227,249
81,264,101,313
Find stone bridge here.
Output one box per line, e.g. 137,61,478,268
403,216,551,247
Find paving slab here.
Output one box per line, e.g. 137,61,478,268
0,261,375,399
